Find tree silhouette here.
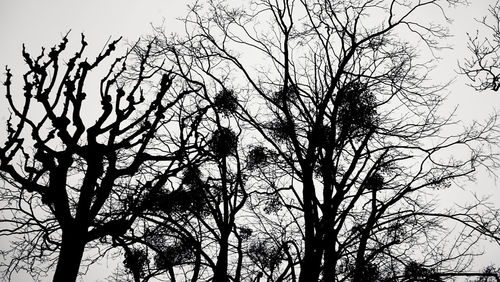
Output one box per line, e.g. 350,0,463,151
144,0,500,281
461,0,500,91
111,82,255,282
3,1,500,282
0,34,203,281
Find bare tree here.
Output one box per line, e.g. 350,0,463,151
460,0,500,91
0,34,202,281
4,1,500,281
114,82,263,282
145,0,500,281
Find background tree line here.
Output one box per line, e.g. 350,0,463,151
2,0,500,281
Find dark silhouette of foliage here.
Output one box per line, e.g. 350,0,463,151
265,118,295,143
214,88,238,115
348,262,381,282
154,240,194,270
337,81,378,137
247,145,271,170
248,239,284,271
404,261,443,282
123,247,149,279
209,127,238,158
271,86,299,107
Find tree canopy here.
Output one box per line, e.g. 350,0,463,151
2,0,500,281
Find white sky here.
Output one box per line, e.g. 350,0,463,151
0,0,500,281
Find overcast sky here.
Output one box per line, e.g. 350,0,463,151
1,0,500,281
0,0,497,122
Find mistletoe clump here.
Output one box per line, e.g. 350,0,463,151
337,81,378,137
364,172,384,191
213,88,238,115
123,247,149,278
155,241,194,270
265,118,294,143
182,166,204,190
248,239,283,270
209,127,238,158
271,85,298,107
247,146,269,170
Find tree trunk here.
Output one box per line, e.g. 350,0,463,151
298,176,323,282
298,242,322,282
190,249,201,282
52,230,86,282
322,231,338,282
213,230,230,282
351,244,367,282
